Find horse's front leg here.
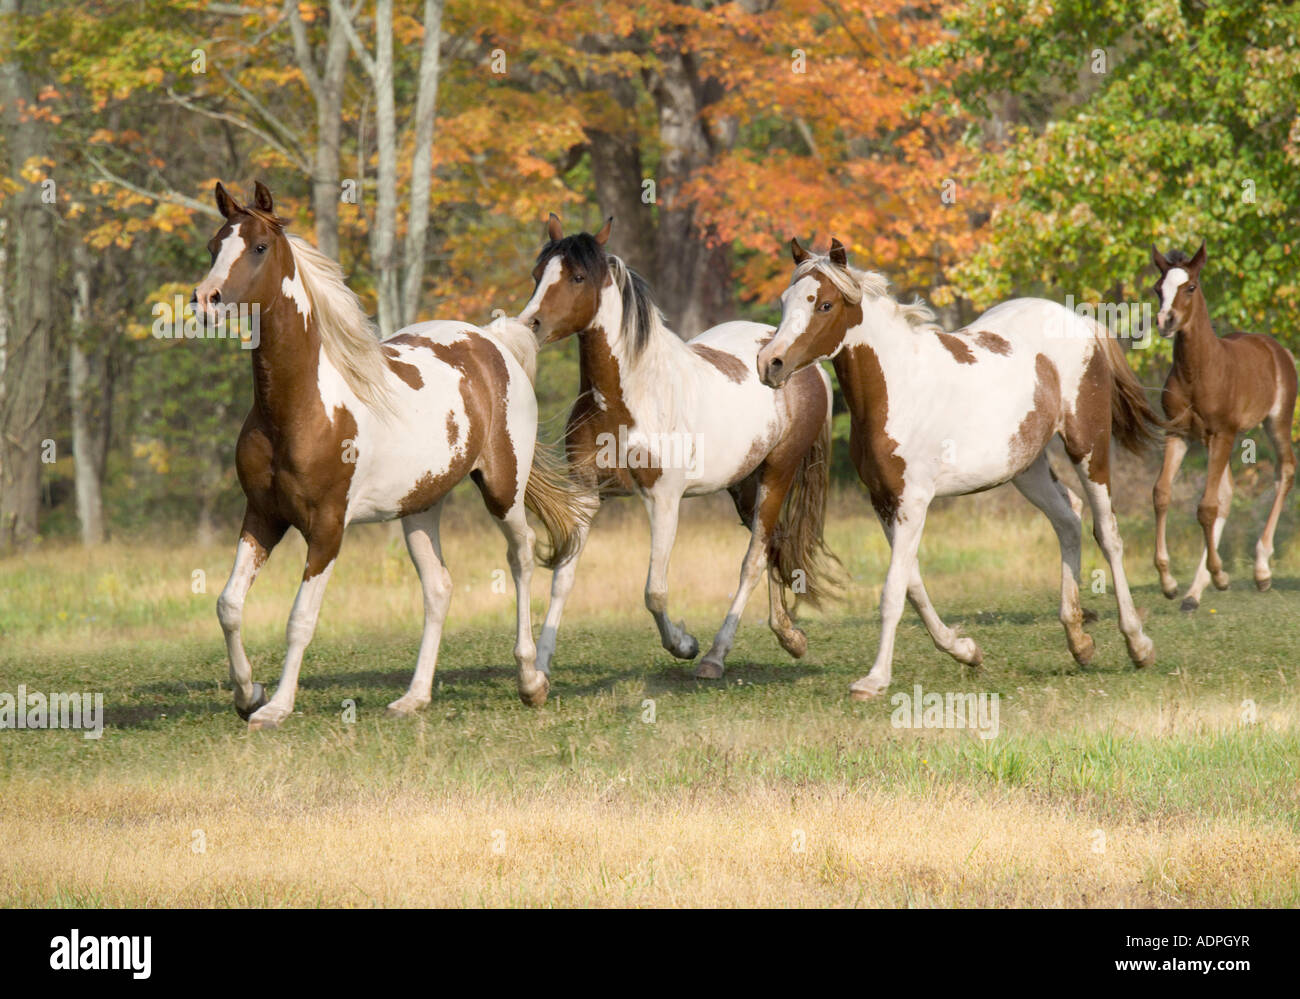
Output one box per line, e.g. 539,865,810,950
643,486,698,660
851,493,931,700
247,524,343,730
1152,434,1188,599
217,507,287,720
1182,434,1234,611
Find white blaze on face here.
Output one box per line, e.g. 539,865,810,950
196,223,244,314
517,256,564,330
772,274,819,356
1158,266,1188,328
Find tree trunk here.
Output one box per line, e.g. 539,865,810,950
0,0,54,552
314,11,351,260
647,47,732,338
370,0,399,337
69,243,106,545
399,0,444,328
587,127,656,279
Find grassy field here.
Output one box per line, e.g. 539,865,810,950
2,471,1298,907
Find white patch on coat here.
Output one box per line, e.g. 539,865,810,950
518,256,564,328
282,262,311,321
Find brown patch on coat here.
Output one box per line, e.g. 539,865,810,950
975,331,1011,356
834,344,906,522
1007,353,1062,472
446,412,460,448
1062,345,1110,481
936,332,977,364
381,345,424,390
565,325,662,491
691,343,750,384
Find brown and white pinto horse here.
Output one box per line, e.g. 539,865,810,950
195,182,579,728
757,238,1161,699
516,215,841,679
1150,242,1298,610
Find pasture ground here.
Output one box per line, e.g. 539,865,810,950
2,468,1298,907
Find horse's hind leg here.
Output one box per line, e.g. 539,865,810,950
490,497,548,706
1070,448,1155,667
217,506,287,719
1182,434,1234,610
1255,409,1296,591
536,492,598,676
248,522,344,730
643,487,699,661
1153,434,1189,599
389,503,452,716
1012,453,1094,666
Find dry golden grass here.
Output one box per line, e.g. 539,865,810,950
1,778,1293,907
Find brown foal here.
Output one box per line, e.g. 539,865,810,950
1150,242,1298,610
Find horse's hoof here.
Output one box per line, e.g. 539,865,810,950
1081,607,1099,624
235,683,267,722
849,676,887,700
955,637,983,669
1071,634,1096,667
777,627,808,659
246,705,287,732
518,672,549,708
1255,574,1272,593
694,659,724,680
669,629,699,661
1160,580,1179,600
387,696,430,717
1212,571,1230,591
1180,596,1199,612
1130,639,1156,669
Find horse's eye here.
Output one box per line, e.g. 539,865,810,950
819,301,833,312
1186,283,1196,292
255,244,268,254
572,273,584,284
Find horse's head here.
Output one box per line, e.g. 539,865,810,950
517,212,613,343
758,237,864,387
193,181,291,318
1150,240,1207,337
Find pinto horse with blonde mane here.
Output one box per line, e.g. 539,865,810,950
1150,242,1297,610
194,181,579,727
516,215,841,679
757,238,1161,699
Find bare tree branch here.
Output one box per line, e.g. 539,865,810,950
85,154,221,219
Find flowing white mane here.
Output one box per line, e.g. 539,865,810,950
794,255,944,335
285,234,396,414
606,254,693,433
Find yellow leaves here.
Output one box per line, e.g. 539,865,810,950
19,156,56,184
132,439,170,477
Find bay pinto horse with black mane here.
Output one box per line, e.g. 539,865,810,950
757,238,1162,699
515,214,842,679
1150,242,1297,610
194,181,581,728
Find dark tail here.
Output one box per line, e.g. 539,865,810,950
524,443,592,569
1095,322,1164,454
770,405,845,616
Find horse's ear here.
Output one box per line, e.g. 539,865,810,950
1189,239,1207,273
215,181,241,220
253,180,274,215
1151,245,1169,273
594,216,614,246
790,237,810,264
546,212,563,243
829,237,849,268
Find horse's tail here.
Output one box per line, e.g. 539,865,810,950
524,442,590,569
484,315,539,385
770,382,845,615
1092,319,1164,454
